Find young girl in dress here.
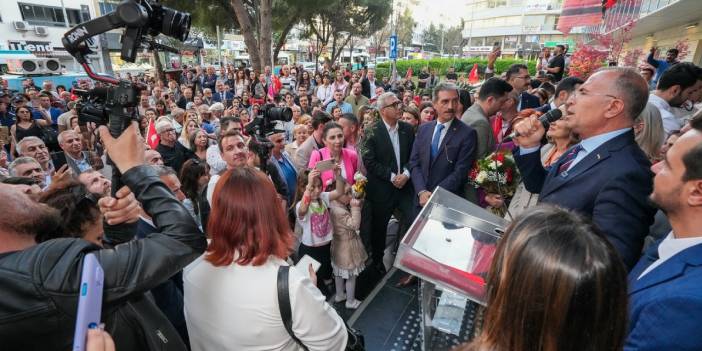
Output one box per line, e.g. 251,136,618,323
295,166,345,295
329,183,367,309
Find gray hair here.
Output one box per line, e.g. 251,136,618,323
57,130,78,145
598,67,649,120
171,108,185,118
634,102,664,160
152,165,177,178
376,92,397,109
9,157,41,176
432,82,459,102
16,136,44,155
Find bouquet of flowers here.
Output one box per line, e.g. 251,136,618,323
468,150,520,216
351,172,368,199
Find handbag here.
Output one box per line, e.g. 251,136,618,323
277,265,365,351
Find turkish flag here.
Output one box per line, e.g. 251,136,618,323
469,63,479,84
405,66,413,80
146,118,159,149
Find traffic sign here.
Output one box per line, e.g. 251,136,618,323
389,35,397,59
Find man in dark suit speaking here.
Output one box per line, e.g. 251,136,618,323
512,67,656,269
410,82,477,209
361,92,416,271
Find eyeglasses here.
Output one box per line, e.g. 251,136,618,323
513,75,531,80
161,128,176,134
573,88,619,101
382,101,402,109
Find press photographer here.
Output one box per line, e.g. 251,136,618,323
0,122,206,350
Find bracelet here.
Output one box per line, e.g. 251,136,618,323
302,194,311,205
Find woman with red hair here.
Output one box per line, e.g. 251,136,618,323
183,167,347,350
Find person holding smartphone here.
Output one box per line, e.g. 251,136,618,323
0,122,207,350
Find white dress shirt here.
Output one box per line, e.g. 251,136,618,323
649,93,680,137
639,232,702,279
383,119,410,180
184,256,347,351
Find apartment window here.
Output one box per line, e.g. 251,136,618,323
18,3,84,27
98,2,119,16
487,0,508,8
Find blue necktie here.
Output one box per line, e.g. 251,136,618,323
431,123,445,159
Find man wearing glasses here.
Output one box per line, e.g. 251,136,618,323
513,67,657,269
155,120,196,174
505,64,541,111
361,92,416,274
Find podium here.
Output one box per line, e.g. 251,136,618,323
393,187,508,350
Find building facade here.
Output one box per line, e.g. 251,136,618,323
580,0,702,65
0,0,105,72
462,0,584,58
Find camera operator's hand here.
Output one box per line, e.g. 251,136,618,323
98,122,144,174
98,185,140,225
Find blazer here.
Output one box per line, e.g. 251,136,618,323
361,77,380,99
461,103,496,160
409,119,477,198
626,240,702,350
293,134,321,173
361,119,415,203
519,92,542,111
212,91,234,106
514,130,656,269
308,147,359,186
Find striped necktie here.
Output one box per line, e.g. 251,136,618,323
557,144,583,175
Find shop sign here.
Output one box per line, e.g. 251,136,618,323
8,40,53,53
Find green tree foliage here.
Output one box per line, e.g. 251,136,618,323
374,58,537,79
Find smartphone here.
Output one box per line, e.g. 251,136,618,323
296,254,321,280
72,253,104,351
315,159,335,172
493,41,500,50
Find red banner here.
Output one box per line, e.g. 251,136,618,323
557,0,604,35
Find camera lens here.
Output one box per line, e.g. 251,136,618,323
160,6,191,42
264,106,293,122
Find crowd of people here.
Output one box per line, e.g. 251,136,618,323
0,43,701,350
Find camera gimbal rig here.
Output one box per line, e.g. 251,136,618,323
62,0,191,243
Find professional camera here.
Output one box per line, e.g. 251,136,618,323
244,104,293,138
61,0,191,211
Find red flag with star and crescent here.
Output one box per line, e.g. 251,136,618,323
146,119,159,149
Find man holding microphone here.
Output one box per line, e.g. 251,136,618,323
512,67,656,269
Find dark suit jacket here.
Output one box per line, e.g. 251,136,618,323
361,119,415,203
361,77,380,99
514,130,655,269
626,240,702,350
212,91,234,107
519,92,542,111
409,119,477,198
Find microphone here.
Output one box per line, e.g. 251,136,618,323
503,108,562,142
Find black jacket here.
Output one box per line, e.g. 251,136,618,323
0,165,207,350
361,119,415,203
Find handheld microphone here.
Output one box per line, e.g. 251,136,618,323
504,108,562,141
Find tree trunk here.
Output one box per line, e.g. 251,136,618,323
331,35,351,65
152,49,165,84
258,0,273,70
231,0,262,72
273,16,297,65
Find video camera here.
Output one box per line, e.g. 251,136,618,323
61,0,191,240
243,104,292,173
244,104,293,138
62,0,191,134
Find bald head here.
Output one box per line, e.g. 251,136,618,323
144,149,164,165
